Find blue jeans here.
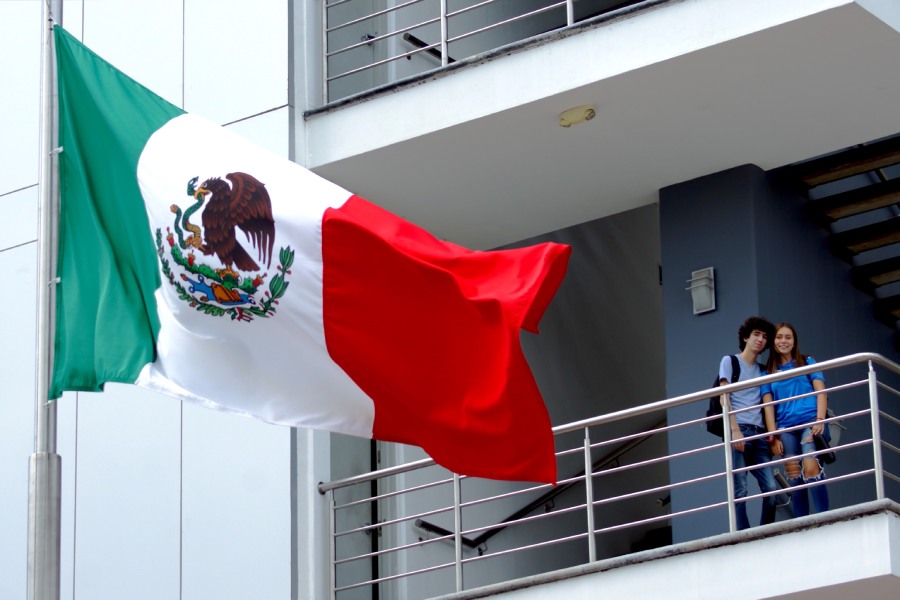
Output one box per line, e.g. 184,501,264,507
781,425,829,517
732,424,778,530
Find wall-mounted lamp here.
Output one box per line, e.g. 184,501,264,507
685,267,715,314
559,104,596,127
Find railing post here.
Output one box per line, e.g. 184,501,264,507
453,473,463,592
328,490,336,600
322,1,329,104
440,0,449,67
721,392,737,533
867,361,886,499
566,0,575,26
583,427,596,562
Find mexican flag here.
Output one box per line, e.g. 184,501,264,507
51,25,570,484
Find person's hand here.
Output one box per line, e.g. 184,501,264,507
769,437,783,456
811,421,825,436
731,428,745,452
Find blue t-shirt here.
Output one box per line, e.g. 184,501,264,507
760,358,825,428
719,355,764,427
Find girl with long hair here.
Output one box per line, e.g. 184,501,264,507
761,323,829,517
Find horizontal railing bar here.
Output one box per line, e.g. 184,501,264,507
324,0,355,9
885,470,900,484
335,558,455,592
459,469,732,541
745,469,875,504
460,530,590,565
459,501,588,538
555,353,898,436
592,469,877,540
451,421,662,546
326,0,425,34
726,383,863,421
736,412,869,449
761,379,866,408
458,498,730,567
757,438,872,475
326,18,440,59
589,469,733,512
590,440,737,480
882,440,900,455
333,476,453,511
586,420,670,450
457,482,555,511
880,410,900,428
320,456,438,493
448,3,566,45
321,353,898,493
877,380,900,398
460,496,737,567
767,410,870,438
326,43,436,82
445,0,506,20
414,518,478,548
334,529,453,566
593,506,682,536
334,503,454,538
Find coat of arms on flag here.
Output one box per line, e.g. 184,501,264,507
156,172,294,322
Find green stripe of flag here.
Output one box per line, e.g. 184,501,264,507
51,25,184,398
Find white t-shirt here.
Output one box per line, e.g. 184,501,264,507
719,355,764,427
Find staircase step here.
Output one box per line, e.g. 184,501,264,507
872,295,900,327
792,136,900,187
829,218,900,259
852,256,900,293
808,178,900,224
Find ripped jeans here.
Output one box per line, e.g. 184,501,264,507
781,425,829,517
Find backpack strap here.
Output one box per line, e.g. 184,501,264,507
730,354,740,384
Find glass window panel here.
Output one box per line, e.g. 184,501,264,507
225,106,290,159
185,0,288,123
0,1,41,193
0,187,38,250
71,386,182,599
0,245,36,600
81,0,184,108
181,406,291,599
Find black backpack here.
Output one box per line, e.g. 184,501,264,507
706,355,740,438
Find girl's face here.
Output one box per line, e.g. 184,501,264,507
774,327,795,358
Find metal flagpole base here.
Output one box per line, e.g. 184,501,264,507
27,452,61,600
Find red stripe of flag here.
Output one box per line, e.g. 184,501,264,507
322,196,570,483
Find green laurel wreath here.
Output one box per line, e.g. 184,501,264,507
155,228,294,321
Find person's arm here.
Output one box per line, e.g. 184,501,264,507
811,378,827,436
720,383,745,450
762,391,782,455
718,357,744,450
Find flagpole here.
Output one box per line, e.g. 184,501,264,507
28,2,63,599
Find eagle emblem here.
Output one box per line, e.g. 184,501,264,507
155,172,294,322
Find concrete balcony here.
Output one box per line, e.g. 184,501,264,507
300,0,900,249
321,353,900,599
444,501,900,599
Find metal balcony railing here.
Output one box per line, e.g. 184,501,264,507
322,1,654,104
318,353,900,598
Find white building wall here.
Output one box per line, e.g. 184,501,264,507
0,1,292,599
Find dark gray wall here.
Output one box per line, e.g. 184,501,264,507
517,203,666,429
660,164,899,542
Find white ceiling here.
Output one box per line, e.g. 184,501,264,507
308,2,900,249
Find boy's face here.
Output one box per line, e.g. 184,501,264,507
744,329,768,353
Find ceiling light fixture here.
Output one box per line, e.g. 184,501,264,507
559,104,596,127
